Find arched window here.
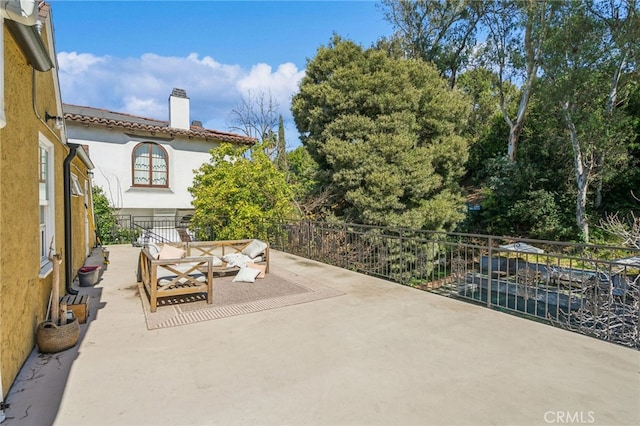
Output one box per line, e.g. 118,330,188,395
132,142,169,187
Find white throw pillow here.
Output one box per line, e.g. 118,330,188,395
158,244,185,260
232,266,261,283
246,262,266,279
147,243,161,259
242,239,267,259
222,253,250,268
211,255,223,267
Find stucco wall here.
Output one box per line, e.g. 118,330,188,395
0,20,93,397
67,126,219,212
70,155,95,265
1,25,55,395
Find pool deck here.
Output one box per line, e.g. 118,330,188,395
2,244,639,426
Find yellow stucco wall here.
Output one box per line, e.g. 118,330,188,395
71,154,96,268
1,18,94,397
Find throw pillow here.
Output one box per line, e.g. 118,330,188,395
147,243,161,259
232,266,261,283
246,262,266,279
158,244,185,260
211,255,223,267
242,239,267,259
222,253,250,268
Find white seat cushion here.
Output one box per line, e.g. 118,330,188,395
232,266,261,283
242,239,267,259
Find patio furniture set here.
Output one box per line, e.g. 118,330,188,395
138,239,269,312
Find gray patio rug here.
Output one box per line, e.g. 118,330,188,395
138,269,344,330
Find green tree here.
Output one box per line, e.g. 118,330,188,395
275,114,287,172
539,0,637,242
457,67,517,177
292,36,471,230
286,146,321,215
380,0,558,162
92,186,135,244
189,143,295,240
379,0,486,88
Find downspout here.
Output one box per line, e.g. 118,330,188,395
63,144,79,295
0,16,5,129
0,16,5,424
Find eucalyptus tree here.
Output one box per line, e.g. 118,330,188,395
380,0,557,162
586,0,639,208
291,36,471,230
481,0,558,162
539,0,637,242
379,0,485,88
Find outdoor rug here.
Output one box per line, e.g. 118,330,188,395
138,269,345,330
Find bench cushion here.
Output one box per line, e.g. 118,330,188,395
232,266,261,283
242,239,268,259
158,244,185,260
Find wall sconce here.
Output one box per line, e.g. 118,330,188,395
45,112,64,130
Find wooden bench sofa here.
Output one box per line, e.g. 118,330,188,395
138,239,269,312
186,239,269,274
139,248,213,312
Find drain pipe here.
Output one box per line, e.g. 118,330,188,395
0,16,5,129
63,144,79,295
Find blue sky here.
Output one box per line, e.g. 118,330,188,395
49,0,394,149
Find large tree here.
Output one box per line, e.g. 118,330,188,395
482,0,558,162
379,0,485,88
381,0,557,162
291,36,471,230
189,143,294,240
540,0,637,242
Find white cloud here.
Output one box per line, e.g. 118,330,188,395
57,51,305,147
121,96,165,119
57,51,106,75
237,62,305,116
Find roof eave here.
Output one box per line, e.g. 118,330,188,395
64,114,257,146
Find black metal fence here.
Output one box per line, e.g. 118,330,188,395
106,216,639,348
99,215,216,246
272,221,640,349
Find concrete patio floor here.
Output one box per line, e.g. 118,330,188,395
2,244,639,426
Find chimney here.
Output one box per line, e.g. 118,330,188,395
168,88,190,130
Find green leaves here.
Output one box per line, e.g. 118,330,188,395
292,37,471,230
189,143,294,240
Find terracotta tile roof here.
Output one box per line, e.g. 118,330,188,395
38,1,51,19
62,104,256,145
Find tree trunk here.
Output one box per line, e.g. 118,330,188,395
563,103,591,242
507,121,523,162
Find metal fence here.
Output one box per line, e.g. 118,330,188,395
272,220,640,349
100,215,217,246
105,216,639,348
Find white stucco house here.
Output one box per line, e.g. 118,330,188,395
64,88,255,242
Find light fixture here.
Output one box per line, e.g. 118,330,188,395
45,111,63,130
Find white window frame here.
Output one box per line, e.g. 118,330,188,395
39,134,55,276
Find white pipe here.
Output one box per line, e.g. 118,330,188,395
0,14,5,425
1,16,6,129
